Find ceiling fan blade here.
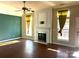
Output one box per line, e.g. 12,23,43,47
15,9,22,12
27,8,34,12
14,1,34,15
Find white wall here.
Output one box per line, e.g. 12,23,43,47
34,8,53,43
26,5,79,47
71,5,79,47
22,14,26,38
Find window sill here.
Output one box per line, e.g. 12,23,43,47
57,39,69,42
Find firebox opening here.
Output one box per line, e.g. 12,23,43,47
38,33,46,42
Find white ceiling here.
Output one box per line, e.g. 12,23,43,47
0,1,79,16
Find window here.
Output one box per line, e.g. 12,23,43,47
57,10,70,41
26,15,32,36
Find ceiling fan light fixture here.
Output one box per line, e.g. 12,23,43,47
22,7,28,10
22,1,34,13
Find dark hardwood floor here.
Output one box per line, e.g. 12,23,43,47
0,39,79,58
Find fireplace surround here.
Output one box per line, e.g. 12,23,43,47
36,28,50,43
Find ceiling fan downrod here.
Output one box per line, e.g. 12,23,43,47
22,1,28,14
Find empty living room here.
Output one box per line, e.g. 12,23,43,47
0,0,79,58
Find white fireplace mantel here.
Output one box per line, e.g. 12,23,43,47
36,27,50,43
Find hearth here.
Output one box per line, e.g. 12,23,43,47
38,33,46,42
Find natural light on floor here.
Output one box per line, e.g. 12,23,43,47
0,40,20,46
48,48,60,53
72,51,79,57
25,40,33,54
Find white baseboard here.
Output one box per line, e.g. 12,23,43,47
53,42,76,47
34,41,47,45
0,37,21,42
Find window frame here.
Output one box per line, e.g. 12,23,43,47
57,10,70,41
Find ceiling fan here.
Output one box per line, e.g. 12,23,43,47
15,1,34,14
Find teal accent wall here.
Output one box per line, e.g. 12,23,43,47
0,14,21,41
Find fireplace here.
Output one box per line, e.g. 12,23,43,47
35,28,50,43
38,33,46,42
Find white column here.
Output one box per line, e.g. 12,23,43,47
22,14,26,38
